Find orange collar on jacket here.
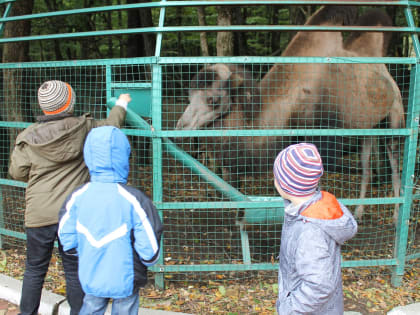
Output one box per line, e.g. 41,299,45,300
301,191,343,220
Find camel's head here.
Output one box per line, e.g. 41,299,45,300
176,64,247,130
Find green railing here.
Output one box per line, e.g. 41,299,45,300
0,1,418,289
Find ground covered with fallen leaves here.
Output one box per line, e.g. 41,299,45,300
0,247,418,314
1,158,419,314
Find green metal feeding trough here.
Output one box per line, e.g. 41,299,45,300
112,84,152,118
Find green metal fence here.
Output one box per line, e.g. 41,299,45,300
0,1,419,289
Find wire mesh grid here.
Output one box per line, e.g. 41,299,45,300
0,60,417,285
0,62,153,240
0,66,109,122
158,61,414,282
162,63,408,197
406,136,420,269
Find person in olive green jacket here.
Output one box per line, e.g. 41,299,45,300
9,80,129,315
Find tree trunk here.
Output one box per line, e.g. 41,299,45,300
44,0,63,60
125,0,155,168
127,7,144,58
270,6,281,56
139,4,155,57
127,0,155,58
233,7,247,56
197,7,209,56
1,0,34,157
216,6,234,56
176,7,184,57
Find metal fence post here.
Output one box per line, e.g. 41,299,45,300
0,186,3,249
392,63,420,286
151,63,165,290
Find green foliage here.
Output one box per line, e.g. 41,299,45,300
5,1,420,60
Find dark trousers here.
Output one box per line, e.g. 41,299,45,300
19,224,84,315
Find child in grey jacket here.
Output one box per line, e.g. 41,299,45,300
273,143,357,314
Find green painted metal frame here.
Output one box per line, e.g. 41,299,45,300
0,0,14,249
391,6,420,286
0,0,14,37
0,1,418,25
0,58,417,282
0,0,418,288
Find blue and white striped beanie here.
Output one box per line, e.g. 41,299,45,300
273,143,324,197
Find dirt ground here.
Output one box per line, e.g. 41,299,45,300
0,248,418,314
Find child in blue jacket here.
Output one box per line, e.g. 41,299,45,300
58,126,163,315
273,143,357,314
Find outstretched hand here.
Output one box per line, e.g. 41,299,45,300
115,93,131,110
118,93,132,103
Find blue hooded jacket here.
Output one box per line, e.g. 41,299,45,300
58,126,163,298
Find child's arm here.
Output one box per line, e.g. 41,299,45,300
58,184,89,252
90,94,130,128
278,230,336,314
117,185,163,266
8,143,30,182
129,190,163,266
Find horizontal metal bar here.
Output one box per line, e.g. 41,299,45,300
339,197,404,206
0,228,25,240
158,1,418,7
158,201,283,209
0,121,31,128
163,128,411,138
406,252,420,261
341,258,397,268
0,124,412,139
0,179,26,188
0,57,157,69
157,197,404,210
158,56,418,64
1,25,418,44
160,25,418,33
0,56,415,69
110,83,152,88
121,128,152,137
149,258,397,272
0,1,413,24
0,122,153,138
150,263,278,272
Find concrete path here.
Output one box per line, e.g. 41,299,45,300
0,274,190,315
0,274,419,314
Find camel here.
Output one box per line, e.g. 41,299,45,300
176,6,405,223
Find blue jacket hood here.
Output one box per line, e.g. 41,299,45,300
83,126,130,183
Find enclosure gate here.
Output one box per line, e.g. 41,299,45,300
0,1,419,289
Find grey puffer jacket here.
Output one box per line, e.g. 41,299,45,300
277,190,357,315
8,106,126,227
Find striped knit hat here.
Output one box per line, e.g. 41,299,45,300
38,80,75,115
273,143,324,197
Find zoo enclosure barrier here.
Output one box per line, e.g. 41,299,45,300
0,1,418,289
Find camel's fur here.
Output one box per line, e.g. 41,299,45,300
176,6,405,223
